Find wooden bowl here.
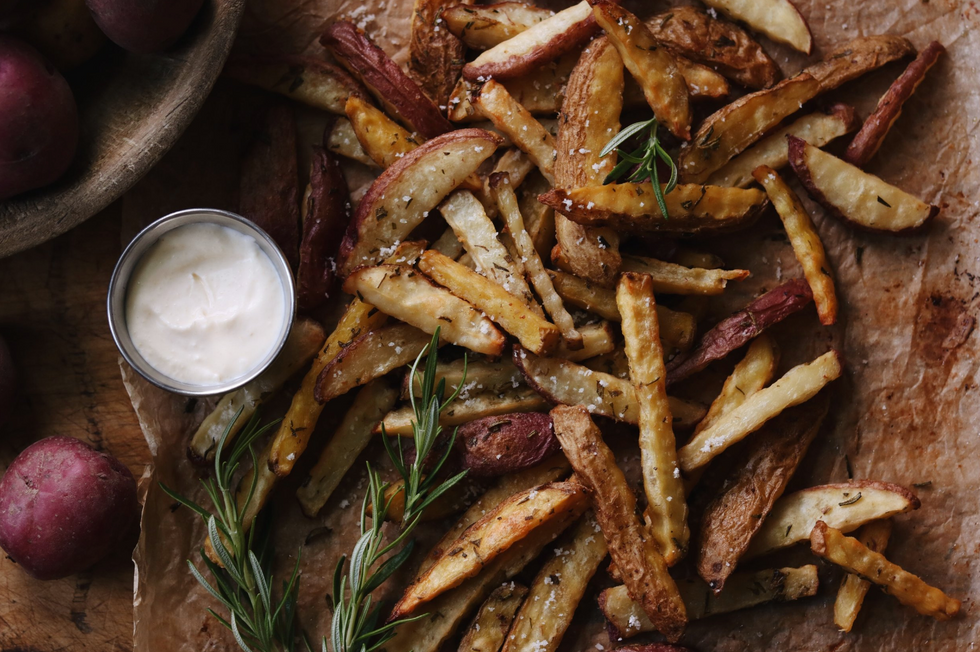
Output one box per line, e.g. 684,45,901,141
0,0,246,258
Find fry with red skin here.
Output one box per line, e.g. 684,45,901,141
297,147,349,312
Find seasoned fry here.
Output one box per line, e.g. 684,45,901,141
538,184,767,235
550,405,687,642
520,173,557,261
593,3,690,140
811,521,960,621
582,348,629,379
678,350,841,471
188,319,326,462
678,74,821,183
403,358,522,400
345,95,421,169
477,80,557,183
700,0,812,54
224,56,368,114
458,584,528,652
431,226,465,259
674,58,730,99
390,481,588,618
444,3,555,49
804,35,915,93
378,389,550,436
501,514,608,652
297,147,350,312
834,519,893,632
326,118,376,167
745,481,920,559
295,379,399,517
409,0,469,107
556,322,616,362
458,412,559,478
754,165,837,325
599,565,819,637
420,250,561,356
620,255,749,296
693,333,778,437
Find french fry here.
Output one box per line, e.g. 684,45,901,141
514,349,706,429
593,2,691,140
700,0,812,54
326,118,376,167
556,322,616,362
550,405,687,642
419,250,561,356
377,388,550,436
188,319,326,462
677,74,821,183
538,184,767,235
409,0,469,107
223,56,368,114
491,173,583,350
477,80,557,183
693,334,778,438
811,521,960,621
297,147,350,312
617,273,688,564
745,481,920,559
295,379,399,517
582,347,629,380
431,226,465,259
707,105,858,188
390,481,588,618
444,3,557,49
458,584,528,652
501,514,608,652
804,35,915,93
341,264,506,356
834,519,893,632
314,322,434,403
677,351,842,471
458,412,559,477
620,255,749,296
338,129,500,275
497,51,579,114
346,95,422,169
403,358,522,400
553,36,623,287
672,248,724,270
519,172,557,261
754,165,837,325
598,565,819,637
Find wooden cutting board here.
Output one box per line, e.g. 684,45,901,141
0,204,144,651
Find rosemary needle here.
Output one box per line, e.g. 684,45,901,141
600,117,679,219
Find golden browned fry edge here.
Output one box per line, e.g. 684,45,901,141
834,519,893,632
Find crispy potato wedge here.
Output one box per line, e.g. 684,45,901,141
342,264,506,356
845,41,944,166
754,165,837,325
695,396,829,591
188,319,326,463
553,36,624,287
420,250,561,356
409,0,470,107
404,358,522,399
556,322,616,362
582,348,629,379
322,20,453,138
746,482,920,559
804,35,915,93
390,481,588,618
701,0,811,53
477,81,557,183
346,95,422,169
224,55,368,114
444,2,554,49
297,147,350,312
338,129,500,275
617,273,688,564
379,388,550,436
458,412,559,477
678,350,841,471
599,565,819,637
673,58,730,100
666,278,814,385
539,184,767,235
501,513,608,652
458,583,528,652
550,405,687,642
463,0,598,81
834,519,892,632
327,118,376,167
594,3,690,140
811,521,960,620
295,379,399,517
693,334,777,438
646,7,779,90
678,74,820,183
620,255,749,296
788,136,938,234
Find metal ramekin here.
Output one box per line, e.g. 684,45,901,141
107,208,295,396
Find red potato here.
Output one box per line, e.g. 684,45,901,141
0,437,139,580
85,0,204,53
457,412,559,477
0,333,15,427
0,37,78,200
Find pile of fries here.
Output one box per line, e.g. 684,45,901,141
201,0,958,646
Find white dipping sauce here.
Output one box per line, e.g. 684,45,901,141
125,222,286,386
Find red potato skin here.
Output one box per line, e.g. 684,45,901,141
297,146,350,312
787,135,938,236
85,0,204,53
666,278,814,385
457,412,559,477
844,41,945,167
0,37,78,200
322,21,453,139
0,437,139,580
0,333,14,427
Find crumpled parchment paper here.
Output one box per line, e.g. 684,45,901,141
124,0,980,649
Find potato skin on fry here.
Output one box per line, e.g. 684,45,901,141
804,34,915,92
458,412,558,477
409,0,469,107
297,147,350,312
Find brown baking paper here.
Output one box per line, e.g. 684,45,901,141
124,0,979,649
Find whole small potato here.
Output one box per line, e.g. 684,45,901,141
85,0,205,54
0,334,14,428
20,0,107,70
0,37,79,200
0,436,139,580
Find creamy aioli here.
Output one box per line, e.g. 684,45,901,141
125,222,286,386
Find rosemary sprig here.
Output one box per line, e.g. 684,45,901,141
600,117,679,219
161,409,303,652
328,328,468,652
